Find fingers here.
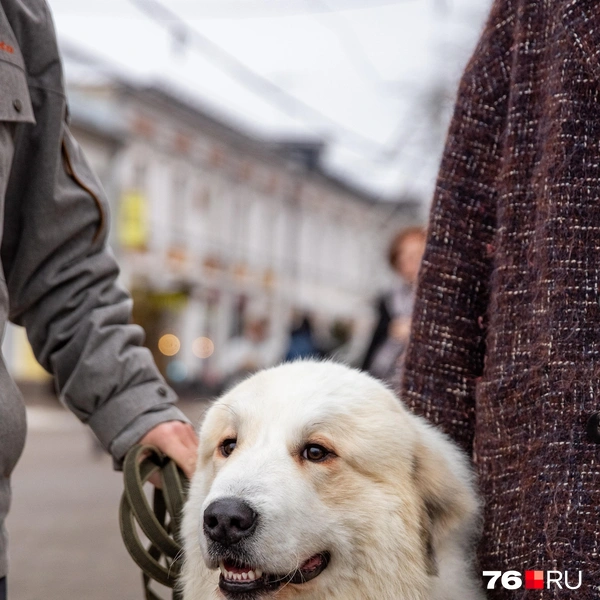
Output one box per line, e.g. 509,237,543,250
139,421,199,480
148,472,163,489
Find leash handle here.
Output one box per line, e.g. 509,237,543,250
119,444,187,599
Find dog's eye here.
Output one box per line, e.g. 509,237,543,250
220,439,237,457
302,444,330,462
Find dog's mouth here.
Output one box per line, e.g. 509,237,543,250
218,552,330,595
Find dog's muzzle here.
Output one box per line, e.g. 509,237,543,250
202,497,330,596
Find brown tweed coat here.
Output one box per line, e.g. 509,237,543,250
399,0,600,597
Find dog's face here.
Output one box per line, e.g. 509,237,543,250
182,361,479,600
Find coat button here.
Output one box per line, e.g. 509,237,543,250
586,412,600,443
12,99,22,112
157,386,167,397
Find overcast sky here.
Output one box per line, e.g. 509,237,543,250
47,0,492,203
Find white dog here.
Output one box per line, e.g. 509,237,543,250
181,361,484,600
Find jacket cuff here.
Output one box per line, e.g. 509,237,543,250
108,403,191,469
86,380,184,451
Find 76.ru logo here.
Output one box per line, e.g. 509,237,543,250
483,570,582,590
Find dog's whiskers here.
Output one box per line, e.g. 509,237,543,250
167,547,185,579
275,551,302,593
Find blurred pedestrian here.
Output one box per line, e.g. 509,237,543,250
323,318,359,364
285,312,322,362
221,304,284,386
361,226,426,381
0,2,197,596
400,2,600,598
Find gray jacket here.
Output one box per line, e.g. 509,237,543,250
0,0,187,577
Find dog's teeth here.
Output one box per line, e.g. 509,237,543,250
221,567,235,581
218,563,261,583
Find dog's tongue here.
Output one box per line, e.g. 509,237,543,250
300,554,324,572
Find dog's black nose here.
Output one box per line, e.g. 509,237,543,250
203,498,257,546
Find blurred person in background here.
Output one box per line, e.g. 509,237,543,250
221,303,284,387
284,312,322,362
0,2,197,597
361,226,426,381
399,1,600,598
322,318,359,365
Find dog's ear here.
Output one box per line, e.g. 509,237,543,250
411,435,480,576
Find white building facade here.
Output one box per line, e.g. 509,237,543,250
7,81,417,389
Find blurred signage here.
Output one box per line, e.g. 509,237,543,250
119,190,148,249
148,291,188,311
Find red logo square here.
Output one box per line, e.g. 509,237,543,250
525,570,544,590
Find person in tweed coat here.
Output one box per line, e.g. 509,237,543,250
399,0,600,597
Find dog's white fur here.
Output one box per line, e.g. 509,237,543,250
181,361,484,600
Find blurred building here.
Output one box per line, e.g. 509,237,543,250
4,79,417,391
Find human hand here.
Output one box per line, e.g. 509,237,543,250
139,420,198,480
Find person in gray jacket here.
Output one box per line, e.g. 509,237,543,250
0,2,198,597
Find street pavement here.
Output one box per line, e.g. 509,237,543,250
6,389,210,600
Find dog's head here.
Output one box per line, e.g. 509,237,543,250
181,361,479,600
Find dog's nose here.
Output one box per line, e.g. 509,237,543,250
203,498,258,546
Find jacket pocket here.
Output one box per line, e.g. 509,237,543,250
0,2,34,124
0,61,34,123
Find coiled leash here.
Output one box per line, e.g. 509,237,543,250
119,445,187,600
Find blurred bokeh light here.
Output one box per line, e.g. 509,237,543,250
158,333,181,356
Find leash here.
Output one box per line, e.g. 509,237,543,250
119,444,187,600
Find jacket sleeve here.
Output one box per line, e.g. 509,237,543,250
0,2,188,464
398,1,510,455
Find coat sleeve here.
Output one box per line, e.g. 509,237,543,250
0,0,188,464
398,1,511,455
